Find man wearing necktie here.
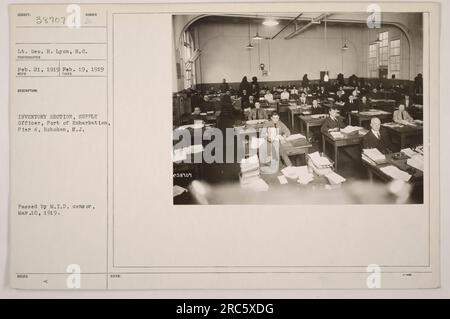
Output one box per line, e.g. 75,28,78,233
393,104,413,124
321,106,345,134
362,117,393,154
249,102,268,121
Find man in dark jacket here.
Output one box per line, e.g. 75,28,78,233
362,117,393,154
321,106,346,134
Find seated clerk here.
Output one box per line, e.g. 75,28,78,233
220,90,232,108
362,117,393,154
248,102,268,120
321,106,346,134
264,90,274,103
352,86,361,97
250,82,260,101
220,78,230,93
248,95,255,108
368,87,383,100
392,104,414,124
191,107,203,123
290,86,299,95
298,92,309,105
358,95,372,112
190,92,205,112
402,94,414,109
342,94,359,118
310,99,325,115
334,89,346,104
280,88,290,101
207,86,217,95
263,112,291,138
316,86,328,100
240,89,250,109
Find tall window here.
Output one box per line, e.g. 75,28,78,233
182,31,196,89
378,31,389,67
390,39,401,79
368,44,378,78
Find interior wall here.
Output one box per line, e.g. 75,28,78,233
172,13,423,91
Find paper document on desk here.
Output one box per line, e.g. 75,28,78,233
173,185,187,197
311,114,327,118
380,165,412,182
309,152,332,167
407,154,424,171
325,172,346,185
341,126,363,134
277,175,288,185
383,122,403,128
401,148,419,158
285,133,306,142
246,119,267,125
330,131,345,139
362,148,386,164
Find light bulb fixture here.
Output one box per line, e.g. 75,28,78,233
324,72,329,82
262,19,278,26
245,18,254,49
341,27,348,50
252,32,264,40
374,35,382,44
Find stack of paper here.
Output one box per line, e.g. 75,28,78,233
246,119,267,125
362,148,386,165
307,152,333,176
297,166,315,185
277,175,288,185
173,185,187,197
311,114,327,118
407,154,424,171
382,122,403,128
380,165,412,182
325,172,346,185
308,152,333,168
401,148,418,158
240,155,263,188
281,165,310,179
341,125,363,135
285,133,306,142
330,131,345,139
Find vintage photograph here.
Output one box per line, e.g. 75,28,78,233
172,12,424,205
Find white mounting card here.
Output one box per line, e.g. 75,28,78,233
9,2,440,289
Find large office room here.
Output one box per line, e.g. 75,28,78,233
172,12,424,205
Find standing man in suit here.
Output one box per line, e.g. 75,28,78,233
321,106,346,134
362,117,393,154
